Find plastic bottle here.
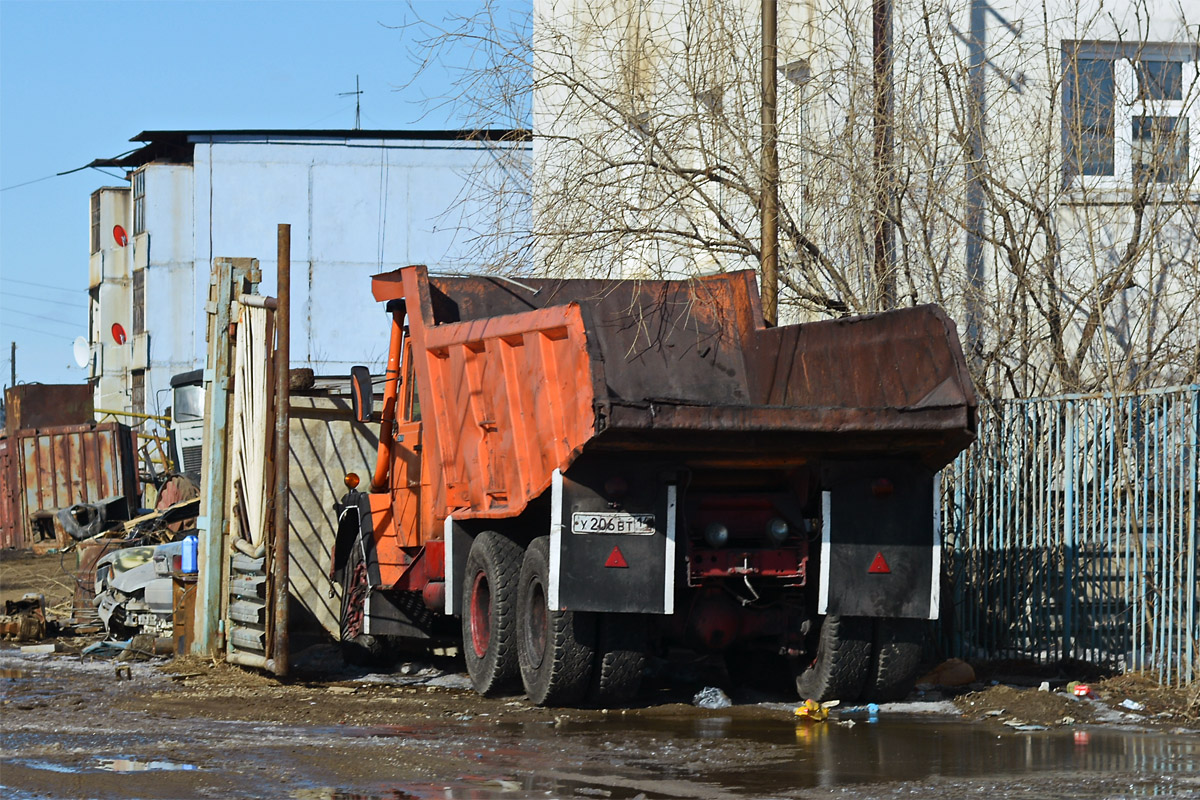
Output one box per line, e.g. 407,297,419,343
182,535,199,574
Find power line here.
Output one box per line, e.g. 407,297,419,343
0,152,137,192
0,173,58,192
0,321,77,342
1,307,83,329
0,291,88,308
0,277,84,294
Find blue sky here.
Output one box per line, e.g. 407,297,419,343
0,0,524,387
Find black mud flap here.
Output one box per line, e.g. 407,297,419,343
331,491,374,584
553,465,676,615
818,460,939,620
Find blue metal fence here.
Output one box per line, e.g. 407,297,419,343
942,385,1199,684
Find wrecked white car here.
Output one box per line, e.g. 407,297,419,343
94,541,183,639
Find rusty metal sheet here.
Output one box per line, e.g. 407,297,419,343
0,437,18,550
12,422,137,549
3,384,93,437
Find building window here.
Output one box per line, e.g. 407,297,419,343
1063,41,1196,185
90,191,101,254
132,269,146,335
131,369,145,414
132,169,146,235
1065,57,1115,176
1133,116,1189,182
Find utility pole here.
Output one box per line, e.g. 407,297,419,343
9,341,15,388
760,0,779,326
872,0,897,310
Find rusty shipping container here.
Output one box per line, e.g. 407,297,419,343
3,384,93,436
9,422,138,550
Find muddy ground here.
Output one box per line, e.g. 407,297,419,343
4,552,1200,799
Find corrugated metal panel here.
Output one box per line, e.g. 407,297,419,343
0,438,19,549
12,422,137,549
943,385,1199,686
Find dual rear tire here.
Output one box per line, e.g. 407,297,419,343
793,615,925,703
462,534,646,706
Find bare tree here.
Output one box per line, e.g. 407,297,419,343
400,0,1199,399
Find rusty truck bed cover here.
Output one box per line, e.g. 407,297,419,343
372,266,976,523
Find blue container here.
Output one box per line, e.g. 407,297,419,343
181,535,199,574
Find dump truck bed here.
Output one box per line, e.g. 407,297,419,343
372,267,976,530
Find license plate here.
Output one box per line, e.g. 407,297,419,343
571,512,656,535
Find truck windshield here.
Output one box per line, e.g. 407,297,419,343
174,384,205,422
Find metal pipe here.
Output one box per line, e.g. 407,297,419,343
239,294,279,310
95,408,172,425
270,224,291,677
370,311,404,492
760,0,779,326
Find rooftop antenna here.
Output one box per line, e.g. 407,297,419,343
339,75,363,130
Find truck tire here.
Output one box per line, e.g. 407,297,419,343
863,618,925,702
793,615,872,702
339,539,383,666
590,614,646,706
462,532,524,695
517,537,596,706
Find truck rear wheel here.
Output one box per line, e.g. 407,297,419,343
462,532,524,695
863,618,925,702
339,539,383,666
793,615,872,702
589,614,646,706
517,537,596,706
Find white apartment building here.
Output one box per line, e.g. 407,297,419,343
529,0,1199,394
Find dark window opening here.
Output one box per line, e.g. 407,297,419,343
1137,59,1183,100
133,270,146,335
132,370,145,414
1133,116,1189,182
90,192,101,254
132,170,146,235
1065,57,1115,177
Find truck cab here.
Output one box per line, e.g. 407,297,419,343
169,369,205,479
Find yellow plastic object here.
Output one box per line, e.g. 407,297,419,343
795,699,829,721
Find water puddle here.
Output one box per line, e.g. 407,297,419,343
340,713,1200,799
96,757,199,772
10,757,198,774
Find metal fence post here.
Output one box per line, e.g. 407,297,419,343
1062,401,1076,660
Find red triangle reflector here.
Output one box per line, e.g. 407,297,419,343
605,546,628,568
868,551,891,574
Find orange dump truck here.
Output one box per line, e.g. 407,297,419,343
331,265,976,706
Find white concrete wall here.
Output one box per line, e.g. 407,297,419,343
125,135,529,417
90,187,132,414
140,164,195,416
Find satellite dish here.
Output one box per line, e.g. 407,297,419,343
73,336,90,368
111,323,127,345
113,225,128,247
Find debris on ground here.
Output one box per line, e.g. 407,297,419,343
955,684,1099,727
1092,672,1200,721
692,686,732,709
795,699,841,721
1,593,49,641
918,657,976,687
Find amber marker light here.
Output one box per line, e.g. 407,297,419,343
344,473,361,490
